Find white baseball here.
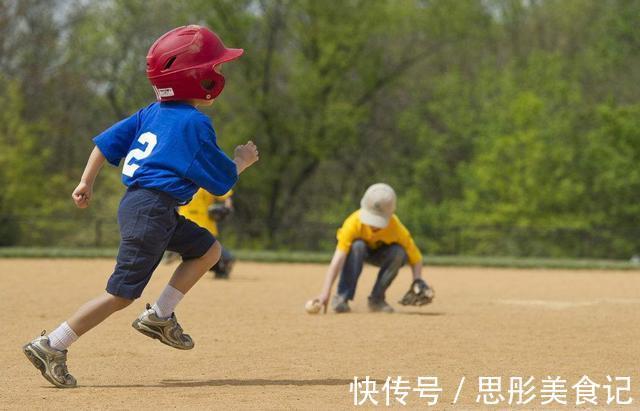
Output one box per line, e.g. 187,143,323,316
305,299,321,314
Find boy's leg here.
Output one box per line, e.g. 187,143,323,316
167,241,221,293
67,293,134,337
23,292,133,388
367,244,407,312
334,240,369,312
132,215,220,349
151,242,221,319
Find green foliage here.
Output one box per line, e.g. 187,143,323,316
0,77,52,244
1,0,639,258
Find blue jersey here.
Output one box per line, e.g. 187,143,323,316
93,102,237,202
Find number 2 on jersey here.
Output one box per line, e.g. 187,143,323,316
122,132,157,177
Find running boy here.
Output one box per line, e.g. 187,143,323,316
22,25,258,388
314,183,434,313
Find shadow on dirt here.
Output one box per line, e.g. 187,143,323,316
82,378,355,388
397,311,446,316
161,378,353,387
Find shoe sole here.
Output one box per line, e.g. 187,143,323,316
22,344,75,388
131,319,194,350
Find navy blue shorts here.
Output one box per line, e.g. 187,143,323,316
106,186,216,299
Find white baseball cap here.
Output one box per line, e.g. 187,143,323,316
359,183,396,228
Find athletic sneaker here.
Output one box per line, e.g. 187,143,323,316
23,331,77,388
332,294,351,313
132,304,194,350
368,297,395,313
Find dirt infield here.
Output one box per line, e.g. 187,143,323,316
1,259,639,410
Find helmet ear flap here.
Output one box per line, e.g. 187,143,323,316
200,65,224,91
200,79,215,90
199,70,225,99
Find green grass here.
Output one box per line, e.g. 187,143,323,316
0,247,639,270
423,255,640,270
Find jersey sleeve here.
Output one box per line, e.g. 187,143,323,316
184,114,238,196
336,212,360,253
92,110,141,166
395,219,423,265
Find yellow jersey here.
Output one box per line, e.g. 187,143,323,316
178,188,233,236
336,210,423,265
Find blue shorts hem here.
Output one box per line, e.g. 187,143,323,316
105,284,141,300
180,237,217,261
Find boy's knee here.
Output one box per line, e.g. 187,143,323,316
107,294,134,311
350,240,367,255
201,241,222,267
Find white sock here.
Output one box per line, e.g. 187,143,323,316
152,285,184,319
48,322,78,351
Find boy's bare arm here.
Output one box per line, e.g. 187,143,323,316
317,249,347,306
411,260,423,280
234,140,259,174
72,146,106,209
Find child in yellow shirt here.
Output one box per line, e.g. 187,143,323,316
315,183,434,313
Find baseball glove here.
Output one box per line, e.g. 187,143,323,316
398,279,434,306
208,204,232,222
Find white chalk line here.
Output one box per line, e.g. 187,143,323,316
496,298,640,310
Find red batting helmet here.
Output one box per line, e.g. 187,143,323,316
146,25,244,102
